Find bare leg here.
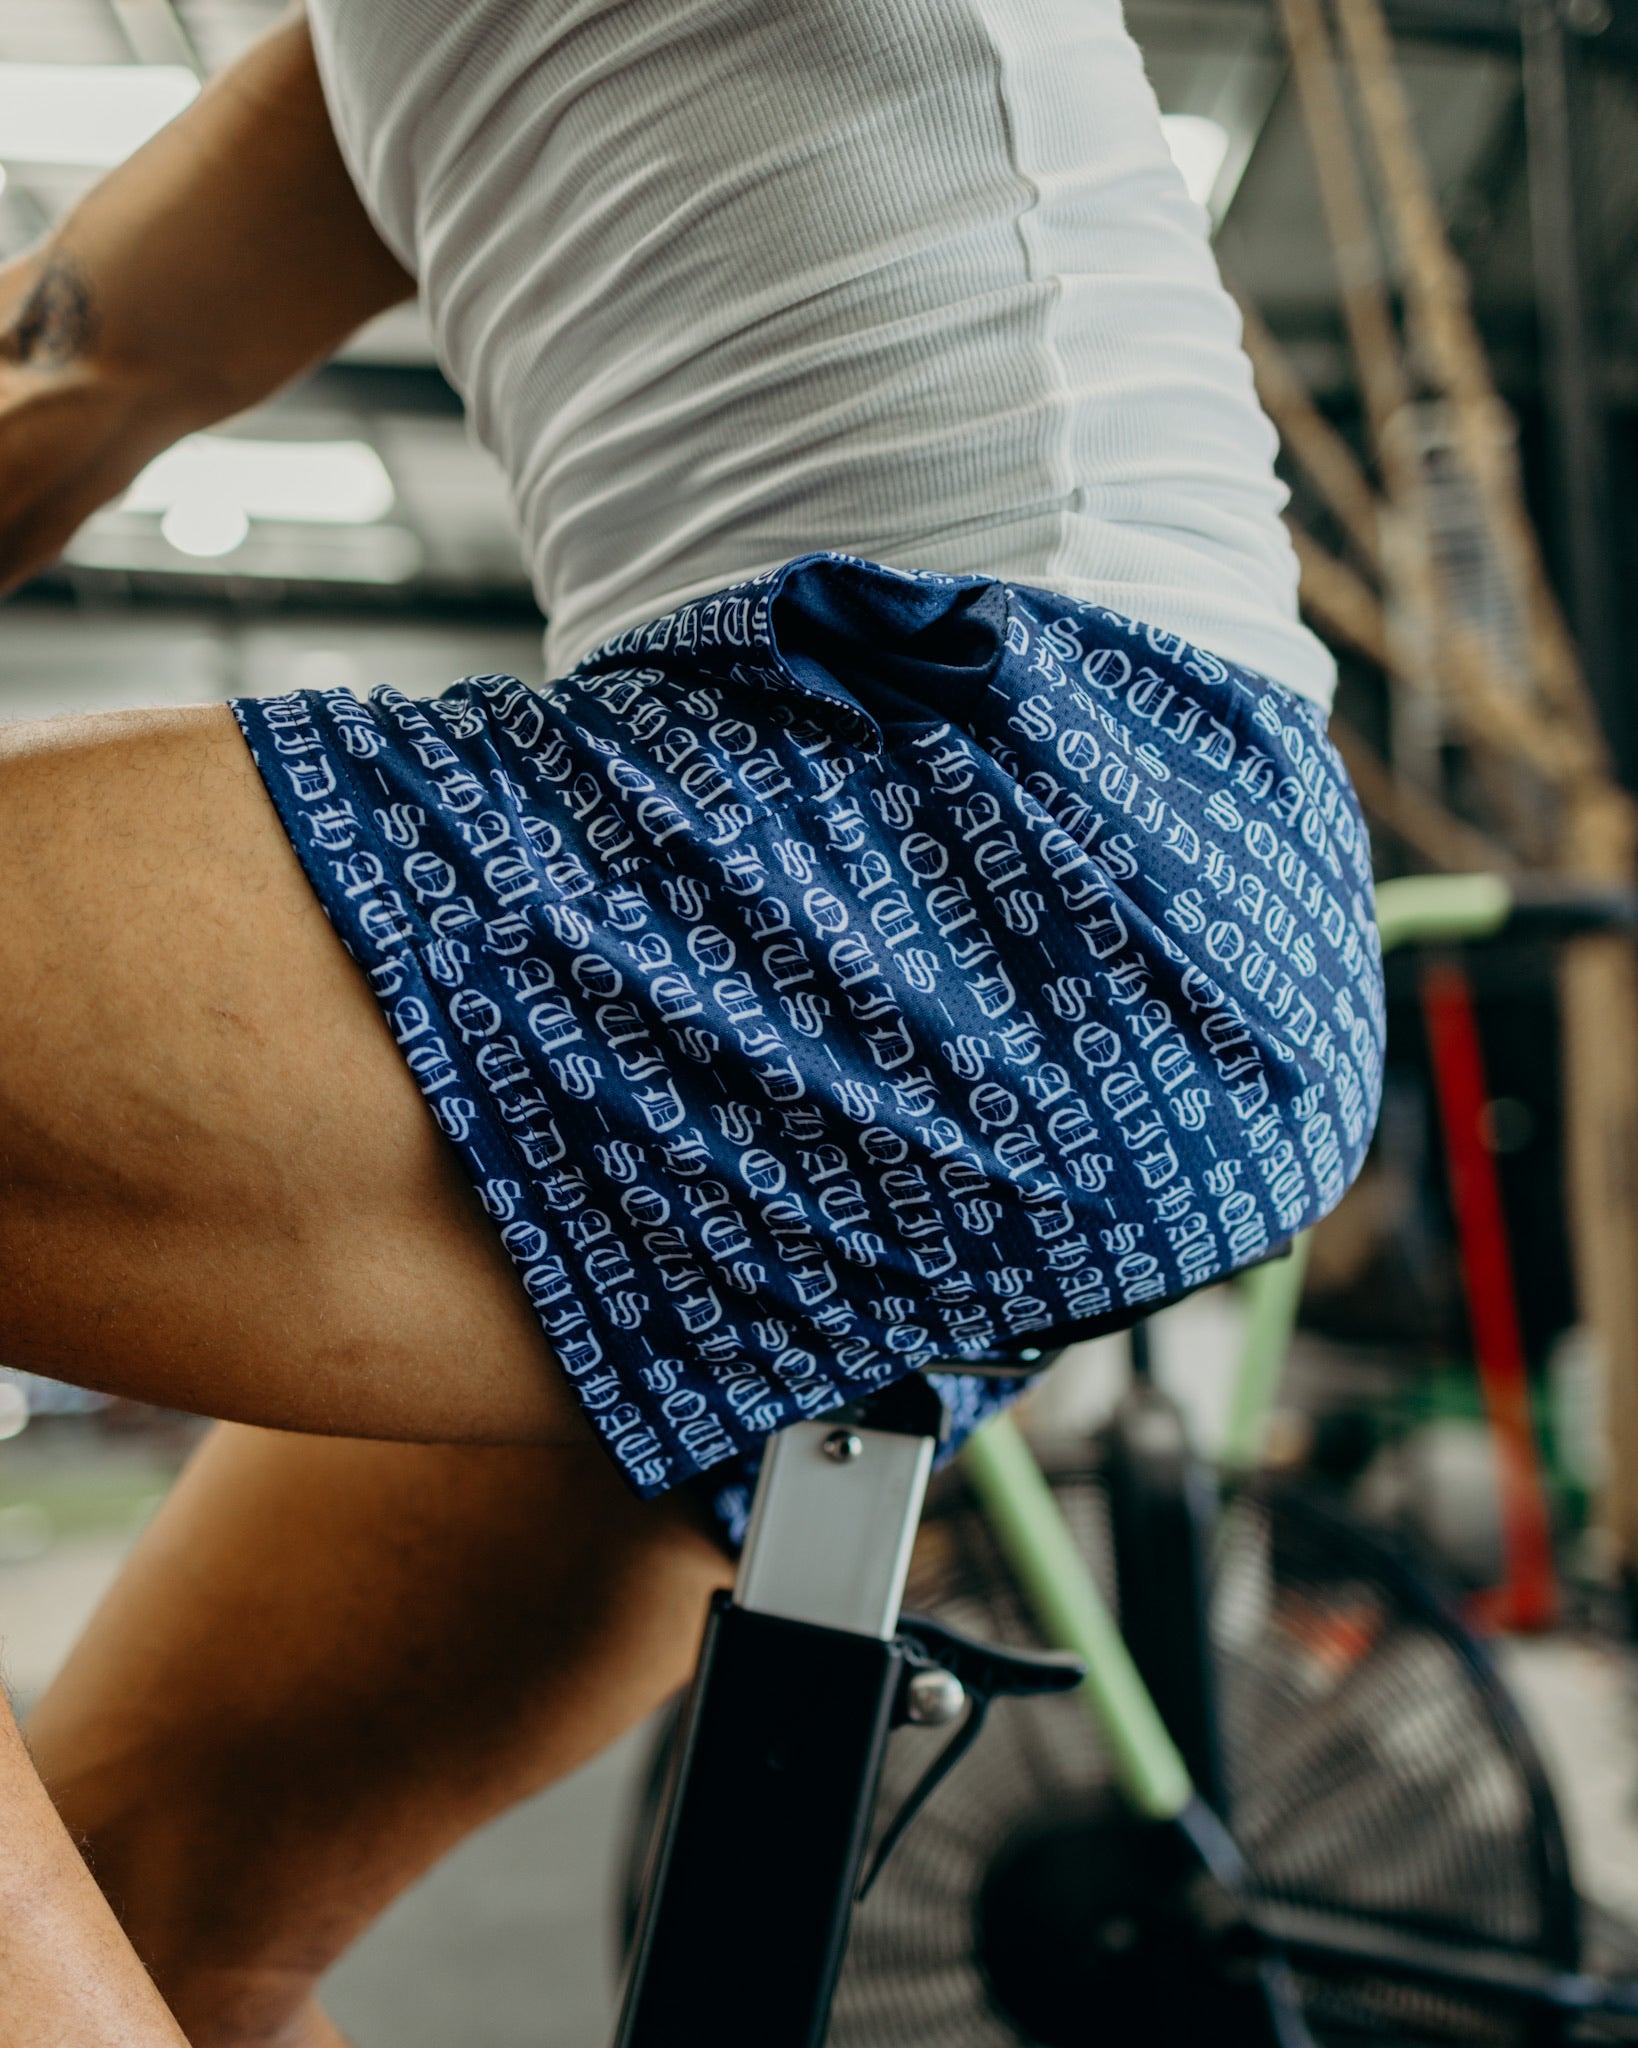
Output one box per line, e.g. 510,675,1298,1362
28,1425,729,2048
0,704,732,2040
0,1686,188,2046
0,704,579,1440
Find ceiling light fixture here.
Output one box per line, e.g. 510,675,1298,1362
160,500,250,559
65,519,424,586
0,64,198,169
125,435,396,526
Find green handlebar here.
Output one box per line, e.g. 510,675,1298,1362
1372,873,1511,955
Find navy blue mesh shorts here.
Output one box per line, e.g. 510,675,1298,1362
234,553,1383,1532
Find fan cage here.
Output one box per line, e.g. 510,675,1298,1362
827,1459,1577,2048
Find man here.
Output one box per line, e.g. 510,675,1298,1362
0,1689,189,2047
0,4,1378,2039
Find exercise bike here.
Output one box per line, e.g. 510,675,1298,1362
614,876,1638,2048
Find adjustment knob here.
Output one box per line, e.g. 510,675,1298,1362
905,1667,966,1726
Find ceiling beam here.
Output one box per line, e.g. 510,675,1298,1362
1374,0,1638,56
1138,0,1638,58
8,572,540,623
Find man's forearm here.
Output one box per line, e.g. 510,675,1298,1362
0,11,415,591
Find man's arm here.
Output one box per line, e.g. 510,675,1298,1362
0,9,415,592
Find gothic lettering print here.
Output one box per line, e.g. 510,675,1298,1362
233,553,1384,1507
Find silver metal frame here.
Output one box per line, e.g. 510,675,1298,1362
733,1417,935,1639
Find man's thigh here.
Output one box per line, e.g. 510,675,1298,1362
27,1422,731,2045
1,708,732,2041
0,704,568,1442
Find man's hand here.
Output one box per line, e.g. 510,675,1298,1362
0,11,416,593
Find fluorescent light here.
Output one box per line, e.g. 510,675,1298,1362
65,515,424,585
125,436,396,525
161,500,249,558
1160,114,1232,211
0,64,198,169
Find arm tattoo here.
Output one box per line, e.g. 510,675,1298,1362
0,253,100,368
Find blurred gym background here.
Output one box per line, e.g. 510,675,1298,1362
3,2,1638,2043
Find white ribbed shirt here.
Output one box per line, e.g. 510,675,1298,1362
309,0,1334,705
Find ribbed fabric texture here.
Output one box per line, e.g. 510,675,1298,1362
309,0,1335,706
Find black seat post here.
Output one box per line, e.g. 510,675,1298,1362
613,1376,946,2048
